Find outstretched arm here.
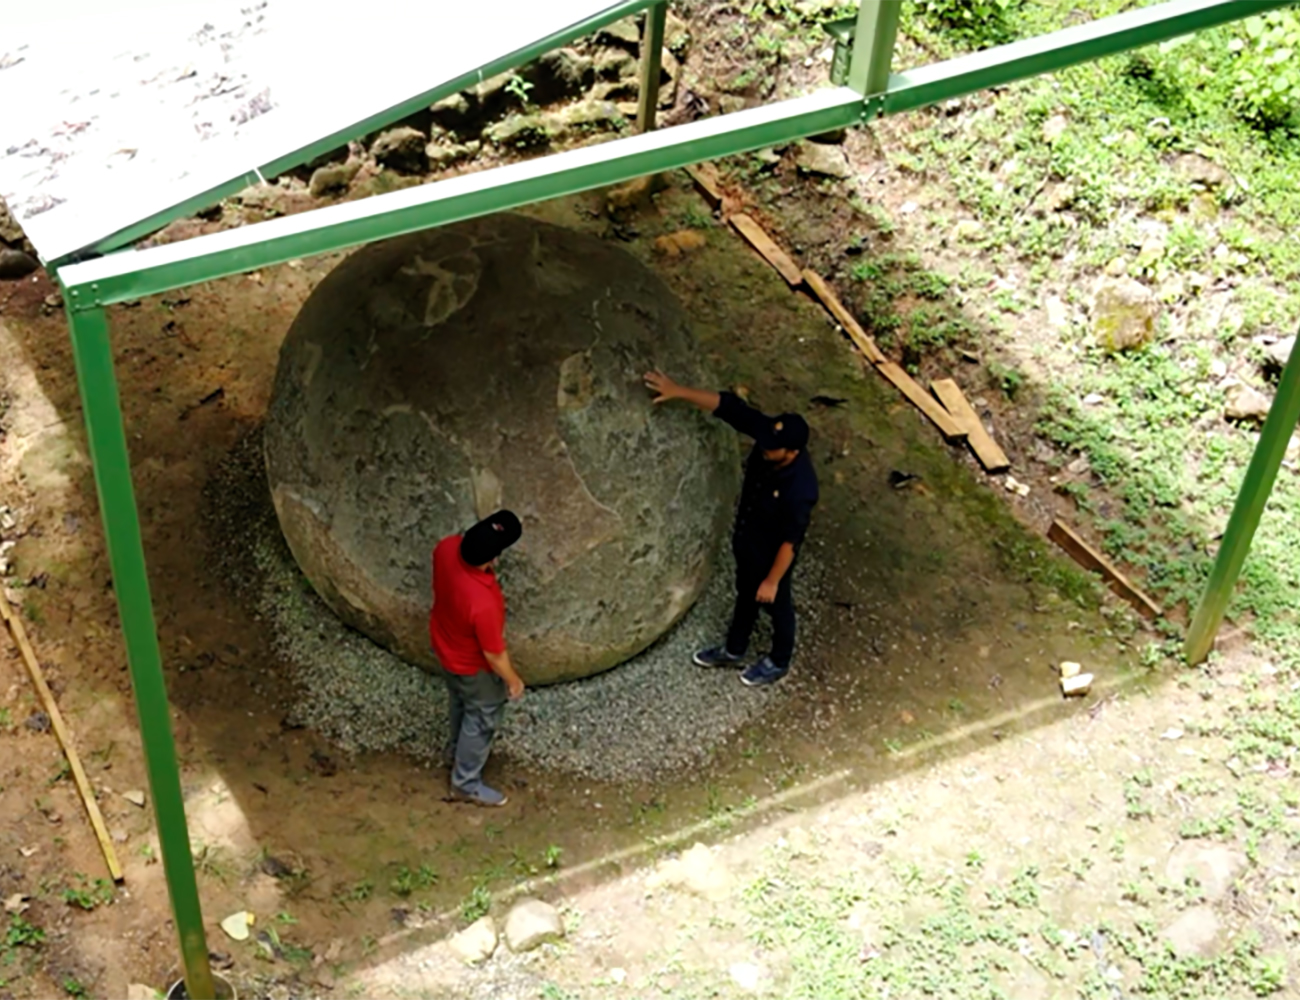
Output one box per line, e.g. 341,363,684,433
644,371,720,413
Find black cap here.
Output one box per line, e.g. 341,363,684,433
757,413,809,452
460,510,522,566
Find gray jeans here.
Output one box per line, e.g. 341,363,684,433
439,667,506,793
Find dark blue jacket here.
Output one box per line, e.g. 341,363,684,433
714,392,819,565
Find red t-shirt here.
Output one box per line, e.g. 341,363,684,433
428,534,507,676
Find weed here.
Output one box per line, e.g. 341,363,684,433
5,916,44,949
335,879,374,905
544,844,563,870
389,864,437,898
62,874,114,911
461,883,492,924
61,976,88,999
504,73,534,107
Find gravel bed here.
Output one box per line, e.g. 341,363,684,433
207,429,825,783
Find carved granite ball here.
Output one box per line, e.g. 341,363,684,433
264,213,737,685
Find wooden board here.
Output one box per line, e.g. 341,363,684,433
729,213,804,287
802,269,887,365
684,163,724,210
875,362,966,442
930,378,1011,473
1,594,124,881
1047,519,1164,619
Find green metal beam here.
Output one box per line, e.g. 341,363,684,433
65,0,664,265
848,0,902,96
58,87,867,305
883,0,1298,116
638,2,668,133
64,305,214,999
1186,331,1300,664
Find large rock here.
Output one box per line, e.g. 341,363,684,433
1224,382,1271,423
483,115,551,150
503,898,564,952
522,49,594,106
0,247,39,280
371,127,428,174
265,214,737,685
796,142,851,180
448,916,498,964
1162,906,1221,959
1092,277,1157,353
1165,844,1245,903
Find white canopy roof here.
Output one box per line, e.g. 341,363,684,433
0,0,640,263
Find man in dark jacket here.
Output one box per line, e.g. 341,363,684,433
645,371,818,686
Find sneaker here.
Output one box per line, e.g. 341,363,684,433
740,656,789,687
692,645,745,668
449,783,508,807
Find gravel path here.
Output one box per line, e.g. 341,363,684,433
208,430,825,783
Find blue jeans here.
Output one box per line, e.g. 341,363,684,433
439,667,506,793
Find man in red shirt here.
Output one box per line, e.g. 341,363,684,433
430,510,526,807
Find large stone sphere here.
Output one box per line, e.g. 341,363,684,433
264,213,737,685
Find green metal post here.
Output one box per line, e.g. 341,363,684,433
63,303,214,1000
638,2,668,132
848,0,902,95
1186,331,1300,664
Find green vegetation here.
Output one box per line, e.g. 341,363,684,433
61,874,114,911
389,863,438,898
460,883,492,924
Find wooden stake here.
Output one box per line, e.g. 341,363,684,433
1,595,124,882
1047,519,1164,620
930,378,1011,473
875,362,967,442
684,163,724,211
802,270,887,364
729,213,804,287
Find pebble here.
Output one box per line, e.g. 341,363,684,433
209,430,826,783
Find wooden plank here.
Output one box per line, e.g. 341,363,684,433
930,378,1011,473
802,269,887,365
1047,519,1164,620
1,595,124,882
729,213,804,287
684,163,724,210
875,361,966,442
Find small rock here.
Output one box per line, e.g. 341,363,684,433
426,141,481,170
126,985,159,1000
123,789,147,807
1104,256,1129,277
1224,383,1271,423
1044,295,1069,330
0,507,15,530
523,49,594,105
0,248,39,280
429,92,479,133
1264,336,1295,369
308,160,360,198
484,114,551,150
448,915,498,964
1092,277,1158,353
220,910,253,942
1172,152,1234,193
1059,661,1082,679
4,893,28,914
371,127,429,174
953,219,982,241
653,230,707,257
1166,844,1246,902
24,711,51,733
1210,358,1228,379
610,967,627,984
1162,906,1220,958
111,828,128,844
1061,673,1094,697
1188,192,1219,221
596,17,641,50
1041,113,1069,144
1004,476,1031,497
796,142,850,180
553,99,626,136
1083,392,1104,406
1035,182,1075,215
1161,727,1184,740
503,898,564,952
729,962,763,991
595,47,638,82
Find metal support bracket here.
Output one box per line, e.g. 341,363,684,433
638,2,668,133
